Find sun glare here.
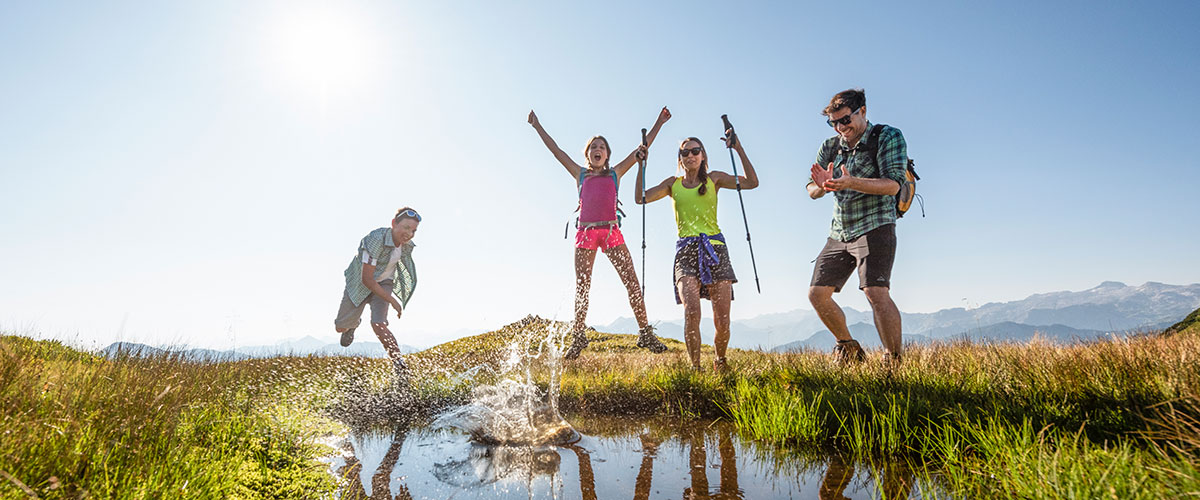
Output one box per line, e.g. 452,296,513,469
265,6,378,102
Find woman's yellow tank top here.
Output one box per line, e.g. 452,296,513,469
670,177,723,244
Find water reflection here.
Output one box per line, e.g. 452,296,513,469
331,416,922,499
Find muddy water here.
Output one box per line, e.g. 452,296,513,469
327,414,924,499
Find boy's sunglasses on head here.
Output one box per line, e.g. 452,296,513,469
396,209,421,222
679,147,703,157
826,107,861,127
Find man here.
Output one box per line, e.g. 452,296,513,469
334,207,420,376
807,89,907,363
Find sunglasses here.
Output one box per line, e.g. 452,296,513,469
678,147,703,158
826,107,861,127
395,209,422,222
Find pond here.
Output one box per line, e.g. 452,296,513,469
325,414,925,499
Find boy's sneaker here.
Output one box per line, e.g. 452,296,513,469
834,339,866,364
563,332,589,360
391,356,410,381
636,325,668,353
340,327,356,347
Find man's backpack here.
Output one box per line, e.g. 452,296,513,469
826,124,923,218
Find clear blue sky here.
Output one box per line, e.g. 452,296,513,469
2,1,1198,349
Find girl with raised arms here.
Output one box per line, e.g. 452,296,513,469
528,107,672,359
635,129,759,371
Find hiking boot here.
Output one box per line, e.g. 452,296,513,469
340,327,356,347
636,325,667,353
391,356,410,383
563,332,589,360
834,339,866,364
713,356,730,374
884,351,902,368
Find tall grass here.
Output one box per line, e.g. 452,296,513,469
0,336,340,499
5,315,1200,499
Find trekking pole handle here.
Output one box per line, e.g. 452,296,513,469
721,114,736,148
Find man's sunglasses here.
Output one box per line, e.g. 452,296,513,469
826,107,861,127
679,147,703,158
395,209,422,222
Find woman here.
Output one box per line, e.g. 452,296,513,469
636,132,759,371
528,107,672,359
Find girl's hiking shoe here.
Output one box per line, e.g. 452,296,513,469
834,339,866,364
340,327,356,347
636,325,668,353
564,333,589,360
713,356,730,373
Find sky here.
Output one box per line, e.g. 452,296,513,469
2,1,1198,350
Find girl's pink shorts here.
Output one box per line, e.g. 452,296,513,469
575,226,625,251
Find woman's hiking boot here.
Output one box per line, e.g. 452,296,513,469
713,356,730,373
834,339,866,364
636,325,668,353
340,327,356,347
564,332,589,360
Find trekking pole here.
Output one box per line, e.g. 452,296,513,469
721,114,761,293
639,127,648,297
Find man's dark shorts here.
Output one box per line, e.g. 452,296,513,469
810,224,896,292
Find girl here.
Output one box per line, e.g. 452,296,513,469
636,132,759,371
528,107,672,359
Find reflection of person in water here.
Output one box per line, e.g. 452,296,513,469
682,425,741,499
339,431,412,500
818,455,914,500
566,431,667,500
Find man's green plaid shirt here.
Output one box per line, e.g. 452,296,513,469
811,122,908,242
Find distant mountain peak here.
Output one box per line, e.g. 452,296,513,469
1095,281,1127,289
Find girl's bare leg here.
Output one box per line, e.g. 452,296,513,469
676,277,703,368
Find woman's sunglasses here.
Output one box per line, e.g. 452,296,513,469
679,147,703,158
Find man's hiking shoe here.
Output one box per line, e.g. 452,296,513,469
563,333,589,360
884,351,902,368
834,339,866,364
636,325,667,353
713,356,730,374
340,327,356,347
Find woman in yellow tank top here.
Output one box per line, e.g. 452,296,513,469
636,134,759,372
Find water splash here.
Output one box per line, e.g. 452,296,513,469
433,315,579,446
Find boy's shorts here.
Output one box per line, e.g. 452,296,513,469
334,279,393,330
575,225,625,251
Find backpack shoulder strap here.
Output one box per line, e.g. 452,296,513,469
863,124,885,156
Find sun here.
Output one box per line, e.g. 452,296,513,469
264,5,379,102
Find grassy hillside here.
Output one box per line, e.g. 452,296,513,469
4,312,1199,498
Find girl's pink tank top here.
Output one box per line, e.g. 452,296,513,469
579,172,617,223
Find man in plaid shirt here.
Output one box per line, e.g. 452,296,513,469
807,89,907,364
334,207,420,377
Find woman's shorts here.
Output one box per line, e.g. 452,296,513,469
673,239,737,302
575,225,625,251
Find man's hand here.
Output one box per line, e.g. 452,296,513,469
822,166,858,192
527,110,539,128
391,298,404,319
811,162,834,189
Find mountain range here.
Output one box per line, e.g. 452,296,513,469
597,281,1200,351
